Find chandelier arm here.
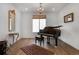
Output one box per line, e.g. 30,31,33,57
37,3,44,15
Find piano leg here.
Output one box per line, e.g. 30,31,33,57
47,37,50,44
55,37,58,46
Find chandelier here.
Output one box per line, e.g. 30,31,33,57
37,3,44,14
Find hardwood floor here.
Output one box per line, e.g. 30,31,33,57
7,38,79,55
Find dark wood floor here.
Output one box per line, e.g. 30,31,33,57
7,38,79,55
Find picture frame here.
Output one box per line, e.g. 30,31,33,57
8,10,16,32
64,13,74,23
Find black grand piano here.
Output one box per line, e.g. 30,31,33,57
37,26,61,46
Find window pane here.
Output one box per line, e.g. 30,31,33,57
33,19,39,32
40,19,46,29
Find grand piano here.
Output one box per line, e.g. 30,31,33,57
37,26,61,46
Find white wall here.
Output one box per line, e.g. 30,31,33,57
15,8,22,39
46,13,59,26
0,4,14,43
21,12,34,38
0,3,21,46
58,3,79,50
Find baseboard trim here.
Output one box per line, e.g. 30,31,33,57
59,39,79,51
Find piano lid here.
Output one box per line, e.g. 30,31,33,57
46,25,62,28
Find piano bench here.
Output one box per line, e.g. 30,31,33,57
35,37,44,46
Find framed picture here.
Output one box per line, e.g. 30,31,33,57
8,10,16,32
64,13,74,23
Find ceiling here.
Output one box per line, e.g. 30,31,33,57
13,3,69,13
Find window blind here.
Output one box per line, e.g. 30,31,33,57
32,15,46,19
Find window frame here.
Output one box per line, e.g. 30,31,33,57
32,19,46,33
